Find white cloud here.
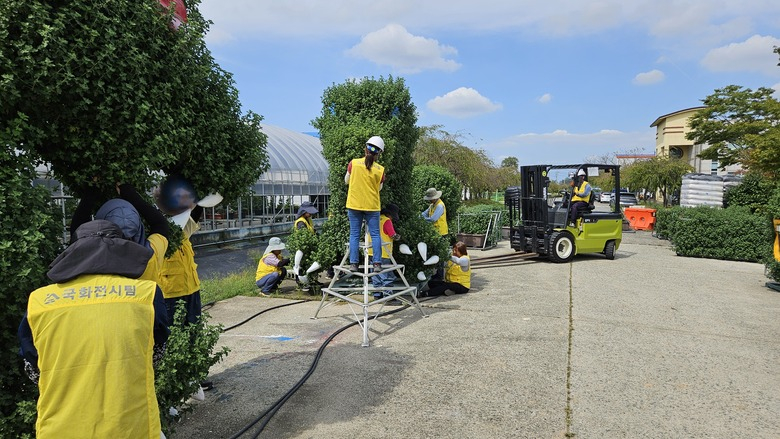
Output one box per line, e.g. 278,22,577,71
200,1,780,51
772,83,780,99
538,93,552,104
482,128,654,165
632,69,665,85
701,35,780,76
426,87,502,118
345,24,460,73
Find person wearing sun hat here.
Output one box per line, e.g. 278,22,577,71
294,201,319,232
344,135,386,273
421,187,448,236
255,237,290,294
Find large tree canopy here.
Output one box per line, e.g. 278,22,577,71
686,85,780,179
622,157,693,207
414,126,518,197
0,0,268,199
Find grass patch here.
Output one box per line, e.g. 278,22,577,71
200,268,326,305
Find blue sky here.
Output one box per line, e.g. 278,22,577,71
198,1,780,166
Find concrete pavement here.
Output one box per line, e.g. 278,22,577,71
175,231,780,438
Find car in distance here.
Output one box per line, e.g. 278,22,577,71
610,192,638,208
599,191,612,203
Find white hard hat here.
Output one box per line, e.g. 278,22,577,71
366,136,385,152
577,169,586,176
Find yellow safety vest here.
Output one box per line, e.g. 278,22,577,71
367,215,393,259
445,255,471,289
160,235,200,299
255,252,281,281
141,233,168,285
572,181,590,203
27,274,160,439
346,157,384,211
428,199,448,235
294,216,314,232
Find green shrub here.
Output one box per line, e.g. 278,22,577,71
662,206,771,262
766,186,780,282
286,227,322,281
155,302,229,437
654,206,686,240
412,165,461,225
724,172,773,214
0,138,62,437
454,204,509,247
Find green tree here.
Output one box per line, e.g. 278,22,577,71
312,77,448,274
0,0,268,200
414,125,501,199
500,156,519,170
686,85,780,179
622,157,693,207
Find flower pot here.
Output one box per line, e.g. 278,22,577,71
457,233,486,248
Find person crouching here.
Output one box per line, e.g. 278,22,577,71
255,237,290,294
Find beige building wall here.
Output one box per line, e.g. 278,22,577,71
650,107,741,175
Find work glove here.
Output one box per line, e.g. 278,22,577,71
279,258,291,267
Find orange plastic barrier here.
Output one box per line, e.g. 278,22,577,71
624,207,657,231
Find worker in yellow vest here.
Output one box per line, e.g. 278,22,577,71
345,136,386,273
422,241,471,297
294,201,318,232
70,183,170,286
569,168,592,225
18,220,169,439
421,187,448,236
292,201,319,290
160,206,204,325
255,237,290,294
368,203,401,300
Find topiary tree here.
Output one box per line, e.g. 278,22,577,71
0,128,62,437
0,0,268,200
311,77,448,275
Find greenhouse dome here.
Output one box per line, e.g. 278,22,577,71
199,123,331,231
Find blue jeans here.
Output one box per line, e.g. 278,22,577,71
372,257,396,297
347,209,381,265
255,269,285,293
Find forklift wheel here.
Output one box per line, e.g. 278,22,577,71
604,240,616,260
549,231,575,263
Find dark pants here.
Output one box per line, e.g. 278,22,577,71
165,291,202,326
427,280,469,296
570,201,589,223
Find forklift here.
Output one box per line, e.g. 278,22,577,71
505,164,623,262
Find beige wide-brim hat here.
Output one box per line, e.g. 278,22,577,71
423,187,443,201
264,237,286,253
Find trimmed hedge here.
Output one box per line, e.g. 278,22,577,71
655,206,772,263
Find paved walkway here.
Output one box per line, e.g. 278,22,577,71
177,231,780,438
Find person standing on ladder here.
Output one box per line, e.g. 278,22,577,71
344,136,386,273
